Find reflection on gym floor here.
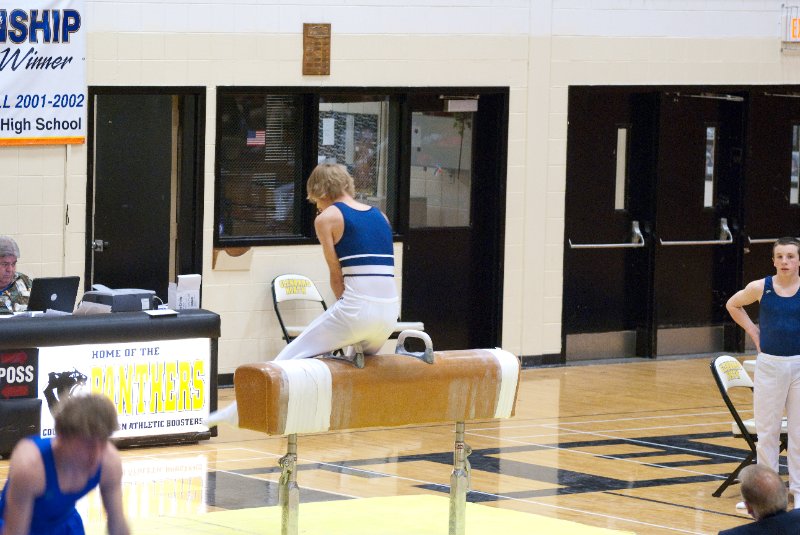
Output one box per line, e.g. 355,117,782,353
0,357,767,534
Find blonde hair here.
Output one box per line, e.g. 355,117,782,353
54,393,119,440
306,163,355,203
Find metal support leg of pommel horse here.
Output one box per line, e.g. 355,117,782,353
448,421,472,535
278,433,300,535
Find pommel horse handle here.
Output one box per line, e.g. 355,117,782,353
352,329,432,369
394,329,434,364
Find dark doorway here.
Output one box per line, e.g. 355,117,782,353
401,91,507,350
564,86,749,361
652,91,745,355
87,89,205,301
736,88,800,350
563,88,657,360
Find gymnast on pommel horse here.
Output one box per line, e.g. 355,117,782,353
208,162,400,428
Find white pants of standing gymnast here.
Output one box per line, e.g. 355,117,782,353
754,352,800,504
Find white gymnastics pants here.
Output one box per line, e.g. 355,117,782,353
274,291,400,361
754,352,800,500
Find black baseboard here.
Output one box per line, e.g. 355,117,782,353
520,353,563,368
218,373,234,388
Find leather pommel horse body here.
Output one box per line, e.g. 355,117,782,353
234,333,520,535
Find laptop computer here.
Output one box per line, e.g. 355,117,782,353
27,276,80,313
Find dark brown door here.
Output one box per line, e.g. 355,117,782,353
88,91,204,301
564,87,747,360
736,89,800,350
652,91,745,355
401,92,507,350
563,88,657,360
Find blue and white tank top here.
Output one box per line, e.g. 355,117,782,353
333,202,397,299
759,276,800,356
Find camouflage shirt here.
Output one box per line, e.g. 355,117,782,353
0,272,32,313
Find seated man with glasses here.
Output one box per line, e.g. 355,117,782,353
0,236,31,314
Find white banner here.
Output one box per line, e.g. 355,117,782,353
0,1,86,145
37,338,211,439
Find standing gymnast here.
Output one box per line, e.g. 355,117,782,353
208,163,399,427
726,236,800,510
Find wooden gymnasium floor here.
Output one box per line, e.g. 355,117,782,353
0,356,770,534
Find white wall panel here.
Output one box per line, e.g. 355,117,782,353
552,0,781,38
86,1,532,35
8,0,800,365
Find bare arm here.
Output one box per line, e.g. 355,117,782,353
726,279,765,353
99,444,130,535
314,208,345,299
2,440,44,535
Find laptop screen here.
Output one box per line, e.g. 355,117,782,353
27,276,80,313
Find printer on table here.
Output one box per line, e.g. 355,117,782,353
81,284,156,312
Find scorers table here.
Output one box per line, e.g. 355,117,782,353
0,309,220,455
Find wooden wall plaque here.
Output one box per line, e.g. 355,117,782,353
303,23,331,75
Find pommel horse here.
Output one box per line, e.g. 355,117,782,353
234,331,521,535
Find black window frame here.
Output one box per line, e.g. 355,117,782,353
214,88,316,247
214,87,408,248
213,86,500,248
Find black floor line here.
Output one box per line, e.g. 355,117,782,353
602,491,749,520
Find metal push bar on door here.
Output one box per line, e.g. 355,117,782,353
746,236,800,245
568,221,645,249
747,237,777,244
659,218,733,246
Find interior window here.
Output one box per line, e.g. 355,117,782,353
317,96,400,226
409,111,474,228
791,124,799,205
614,127,628,211
704,126,716,208
216,93,304,241
215,90,402,245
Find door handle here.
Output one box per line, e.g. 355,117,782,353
568,221,646,249
92,239,110,252
747,237,777,245
659,218,733,246
746,236,789,245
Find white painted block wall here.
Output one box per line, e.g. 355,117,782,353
3,0,796,370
